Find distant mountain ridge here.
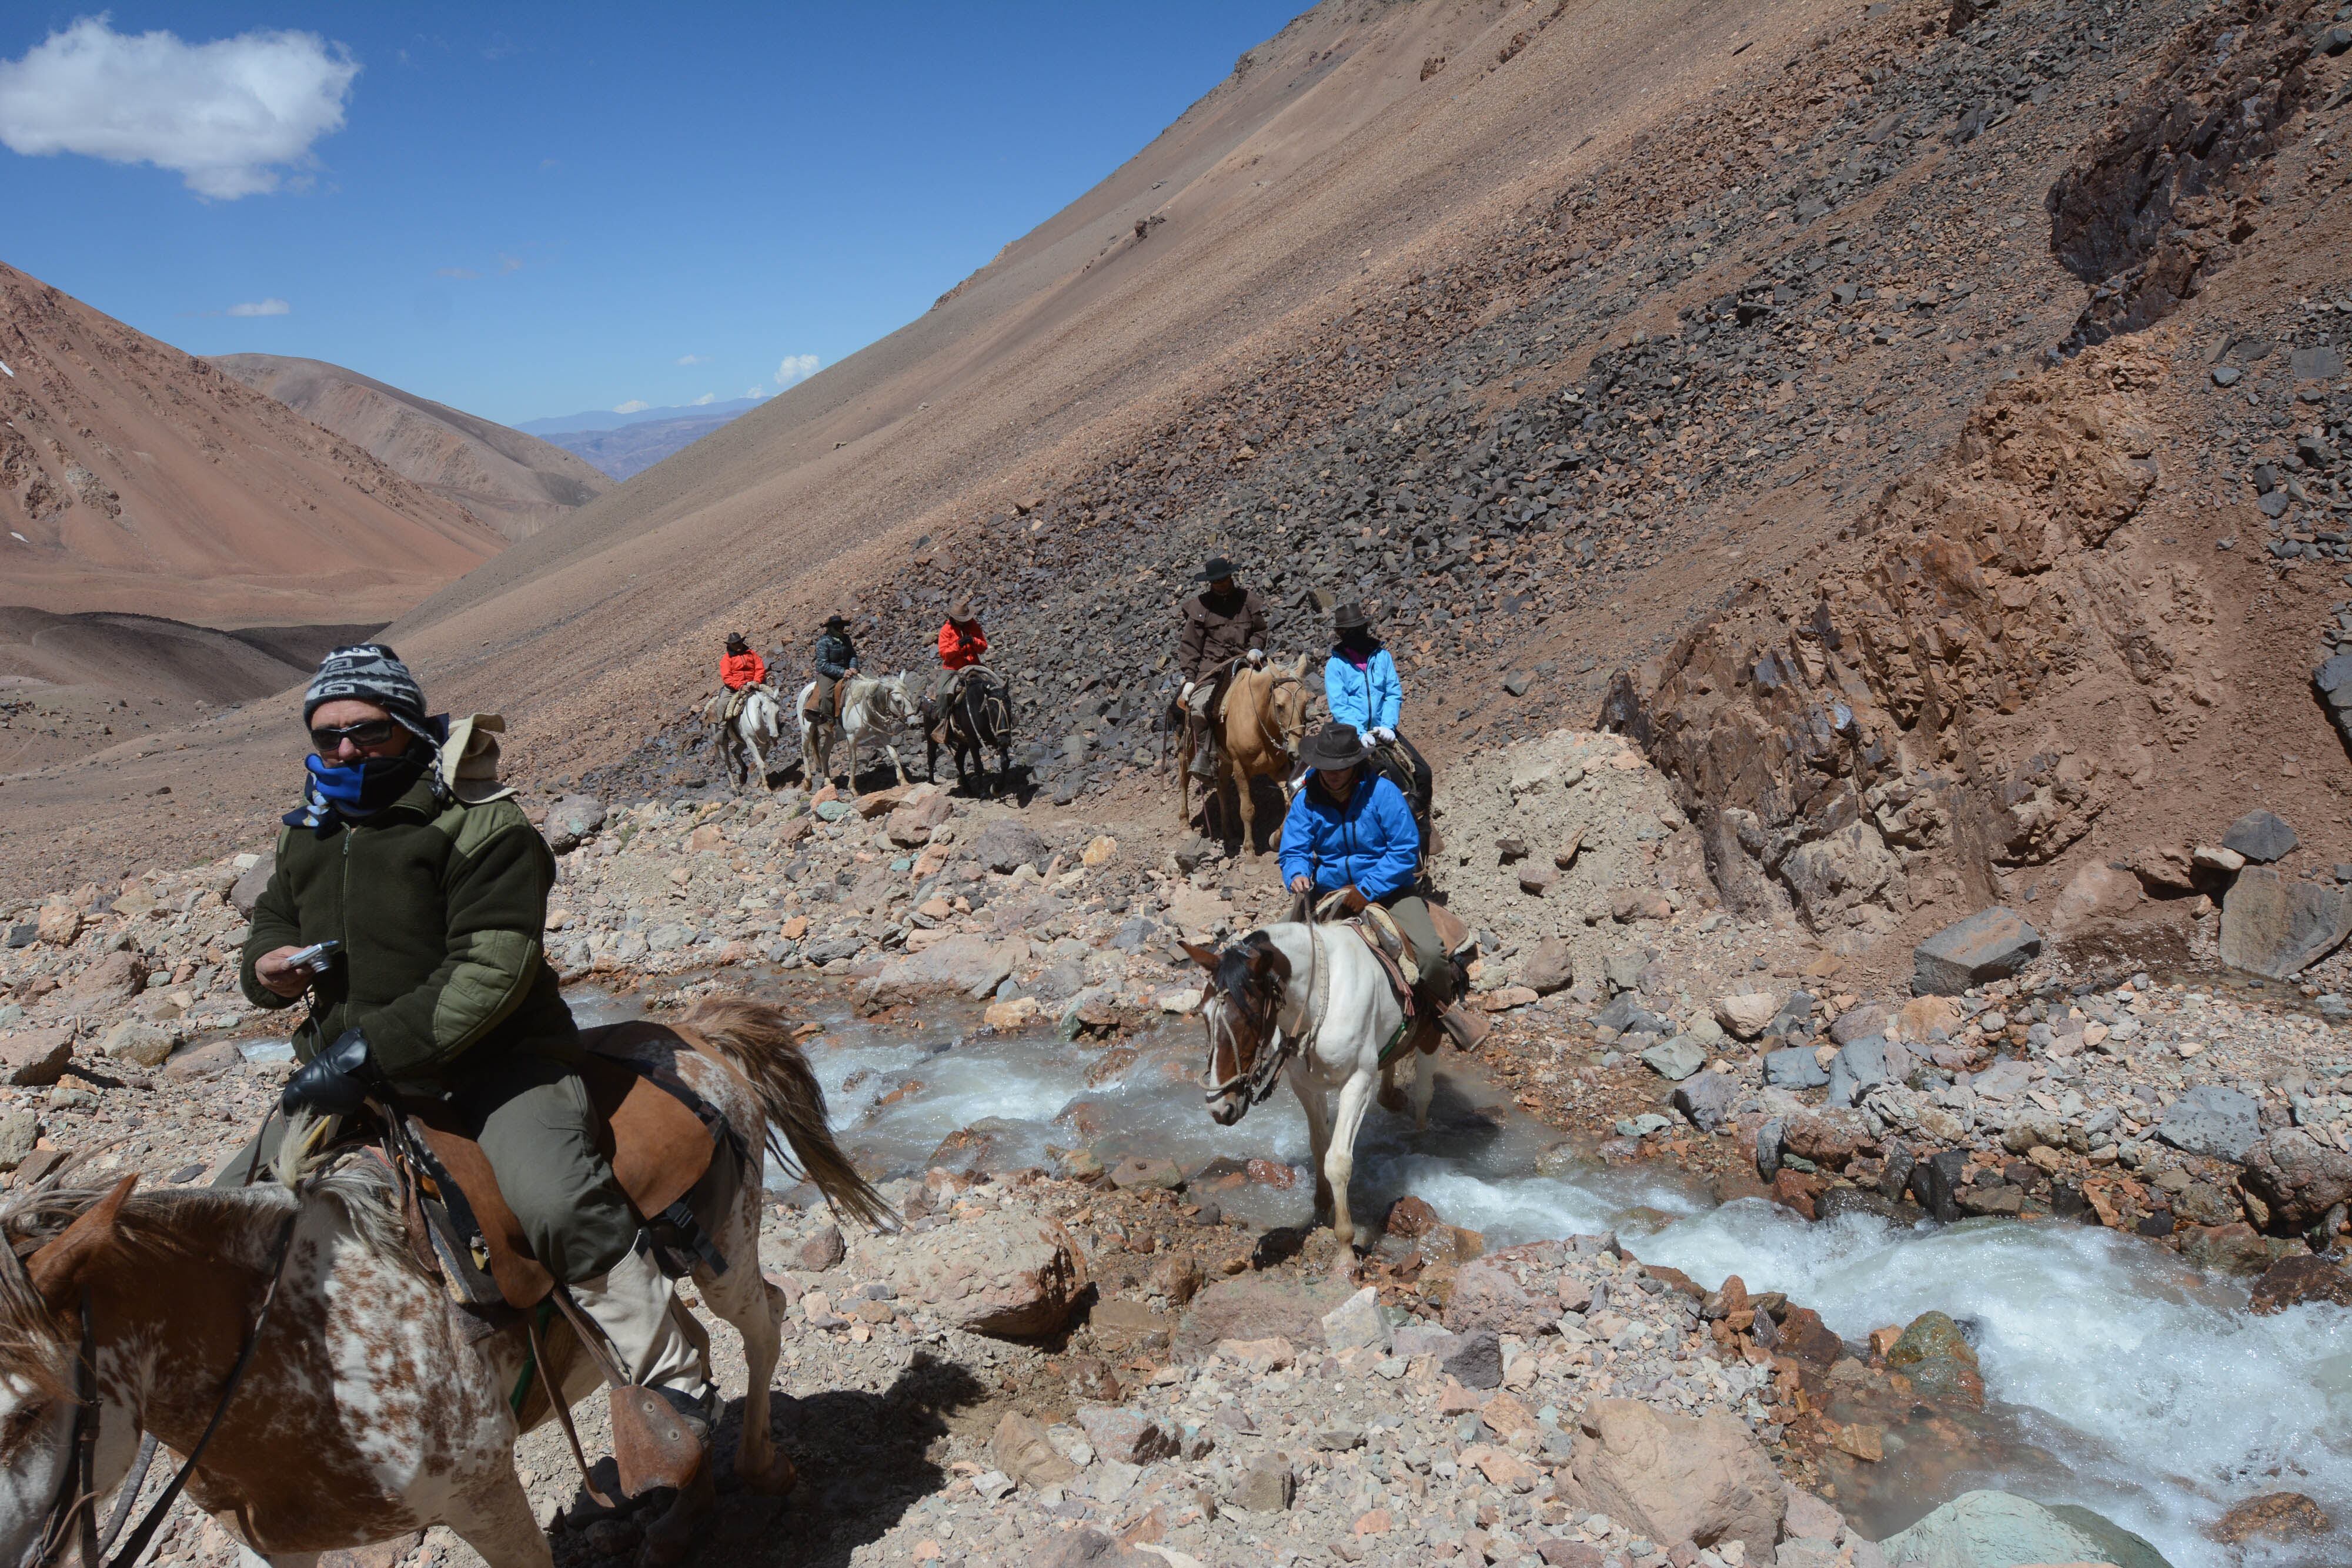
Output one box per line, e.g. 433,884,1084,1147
213,353,613,541
527,406,763,481
516,396,767,436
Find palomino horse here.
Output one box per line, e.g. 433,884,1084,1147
1177,656,1311,857
713,683,789,792
0,998,893,1568
926,667,1014,795
796,672,923,790
1183,922,1437,1247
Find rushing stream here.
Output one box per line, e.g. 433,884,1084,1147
565,987,2352,1565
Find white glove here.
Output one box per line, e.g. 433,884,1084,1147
1372,726,1395,745
1179,681,1197,709
1245,648,1265,667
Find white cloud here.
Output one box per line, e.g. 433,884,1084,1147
613,399,649,414
775,353,820,387
690,392,716,406
676,353,709,366
0,17,358,199
226,297,290,316
744,386,764,399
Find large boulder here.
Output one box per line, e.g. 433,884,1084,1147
2221,808,2298,864
542,794,607,852
2219,867,2352,979
2239,1129,2352,1232
852,1209,1088,1336
868,934,1019,999
1445,1239,1591,1336
1562,1398,1783,1560
2248,1254,2352,1315
885,789,955,847
1879,1489,2171,1568
972,818,1051,874
1884,1310,1985,1408
228,854,275,917
1520,938,1576,995
2156,1085,2262,1162
0,1028,75,1087
64,951,148,1004
1912,908,2042,995
1713,992,1780,1040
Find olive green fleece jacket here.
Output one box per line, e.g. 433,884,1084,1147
239,775,577,1094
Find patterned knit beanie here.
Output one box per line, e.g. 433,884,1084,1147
303,644,432,737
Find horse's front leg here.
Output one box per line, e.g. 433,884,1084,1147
1409,1048,1436,1133
1231,760,1258,858
1323,1064,1379,1250
744,731,768,792
440,1469,554,1568
1291,1071,1334,1229
884,740,909,787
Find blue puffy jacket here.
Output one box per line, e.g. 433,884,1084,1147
1278,771,1420,902
1324,649,1401,733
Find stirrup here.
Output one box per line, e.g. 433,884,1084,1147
1438,1002,1491,1051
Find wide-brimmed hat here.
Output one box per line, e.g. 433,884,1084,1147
822,613,850,629
1301,723,1365,771
947,598,974,621
1332,602,1371,632
725,631,749,650
1195,556,1238,581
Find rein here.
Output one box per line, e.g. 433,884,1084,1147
1202,924,1325,1112
37,1209,299,1568
1242,671,1304,762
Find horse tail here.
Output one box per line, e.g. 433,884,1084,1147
680,997,899,1232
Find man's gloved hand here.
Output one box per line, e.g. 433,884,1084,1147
281,1027,379,1118
1179,681,1197,709
1372,726,1396,745
1338,885,1369,915
1245,648,1265,667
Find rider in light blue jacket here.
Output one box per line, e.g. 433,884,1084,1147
1324,622,1401,741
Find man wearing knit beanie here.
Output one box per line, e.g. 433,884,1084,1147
237,643,718,1493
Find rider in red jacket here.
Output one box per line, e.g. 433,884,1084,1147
720,632,766,690
930,601,987,735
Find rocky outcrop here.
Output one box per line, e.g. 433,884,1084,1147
1604,346,2200,935
1880,1489,2172,1568
1561,1398,1785,1560
851,1208,1089,1336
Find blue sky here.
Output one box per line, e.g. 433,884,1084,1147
0,4,1304,426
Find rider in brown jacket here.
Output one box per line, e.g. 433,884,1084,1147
1178,556,1269,780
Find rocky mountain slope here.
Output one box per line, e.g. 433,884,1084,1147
0,262,507,627
212,353,611,540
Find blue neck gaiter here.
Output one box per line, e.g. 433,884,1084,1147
302,751,427,817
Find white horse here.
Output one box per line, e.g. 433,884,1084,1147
796,671,923,790
714,684,788,792
1183,921,1437,1246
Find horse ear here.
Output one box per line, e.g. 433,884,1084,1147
25,1174,136,1314
1179,941,1220,972
1292,653,1309,678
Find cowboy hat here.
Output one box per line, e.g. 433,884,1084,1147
1194,556,1239,581
822,613,850,629
1300,723,1367,771
947,598,974,621
725,631,749,649
1331,602,1371,632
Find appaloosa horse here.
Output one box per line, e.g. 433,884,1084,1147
0,998,893,1568
1178,656,1311,857
1183,920,1437,1247
796,671,924,790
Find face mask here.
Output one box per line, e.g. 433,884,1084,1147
303,750,425,815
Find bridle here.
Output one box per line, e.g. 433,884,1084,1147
32,1211,298,1568
1200,924,1327,1118
1243,670,1307,763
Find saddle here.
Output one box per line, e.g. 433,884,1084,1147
389,1022,739,1313
1311,897,1476,1061
801,680,851,725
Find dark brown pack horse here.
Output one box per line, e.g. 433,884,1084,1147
0,999,891,1568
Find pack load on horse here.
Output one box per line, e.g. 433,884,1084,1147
0,644,896,1567
1324,602,1435,856
1180,725,1485,1245
706,631,786,792
924,599,1013,793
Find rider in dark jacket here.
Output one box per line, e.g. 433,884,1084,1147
813,613,858,728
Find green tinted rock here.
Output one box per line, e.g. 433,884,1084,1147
1886,1310,1984,1407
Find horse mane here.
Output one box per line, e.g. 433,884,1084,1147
0,1151,409,1381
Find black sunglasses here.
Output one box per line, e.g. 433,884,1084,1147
310,718,402,754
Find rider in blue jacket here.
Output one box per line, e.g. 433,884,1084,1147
1279,723,1488,1048
1324,603,1433,852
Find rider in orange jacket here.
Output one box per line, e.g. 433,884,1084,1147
720,633,766,691
930,601,987,738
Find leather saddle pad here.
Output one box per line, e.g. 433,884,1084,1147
1346,917,1418,1017
408,1027,721,1309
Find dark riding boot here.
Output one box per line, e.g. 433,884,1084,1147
1438,999,1492,1051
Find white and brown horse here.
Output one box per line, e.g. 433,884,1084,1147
713,683,789,793
0,998,893,1568
1183,921,1436,1246
797,672,923,791
1177,656,1311,857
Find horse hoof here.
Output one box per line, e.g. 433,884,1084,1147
739,1450,798,1496
634,1467,717,1567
